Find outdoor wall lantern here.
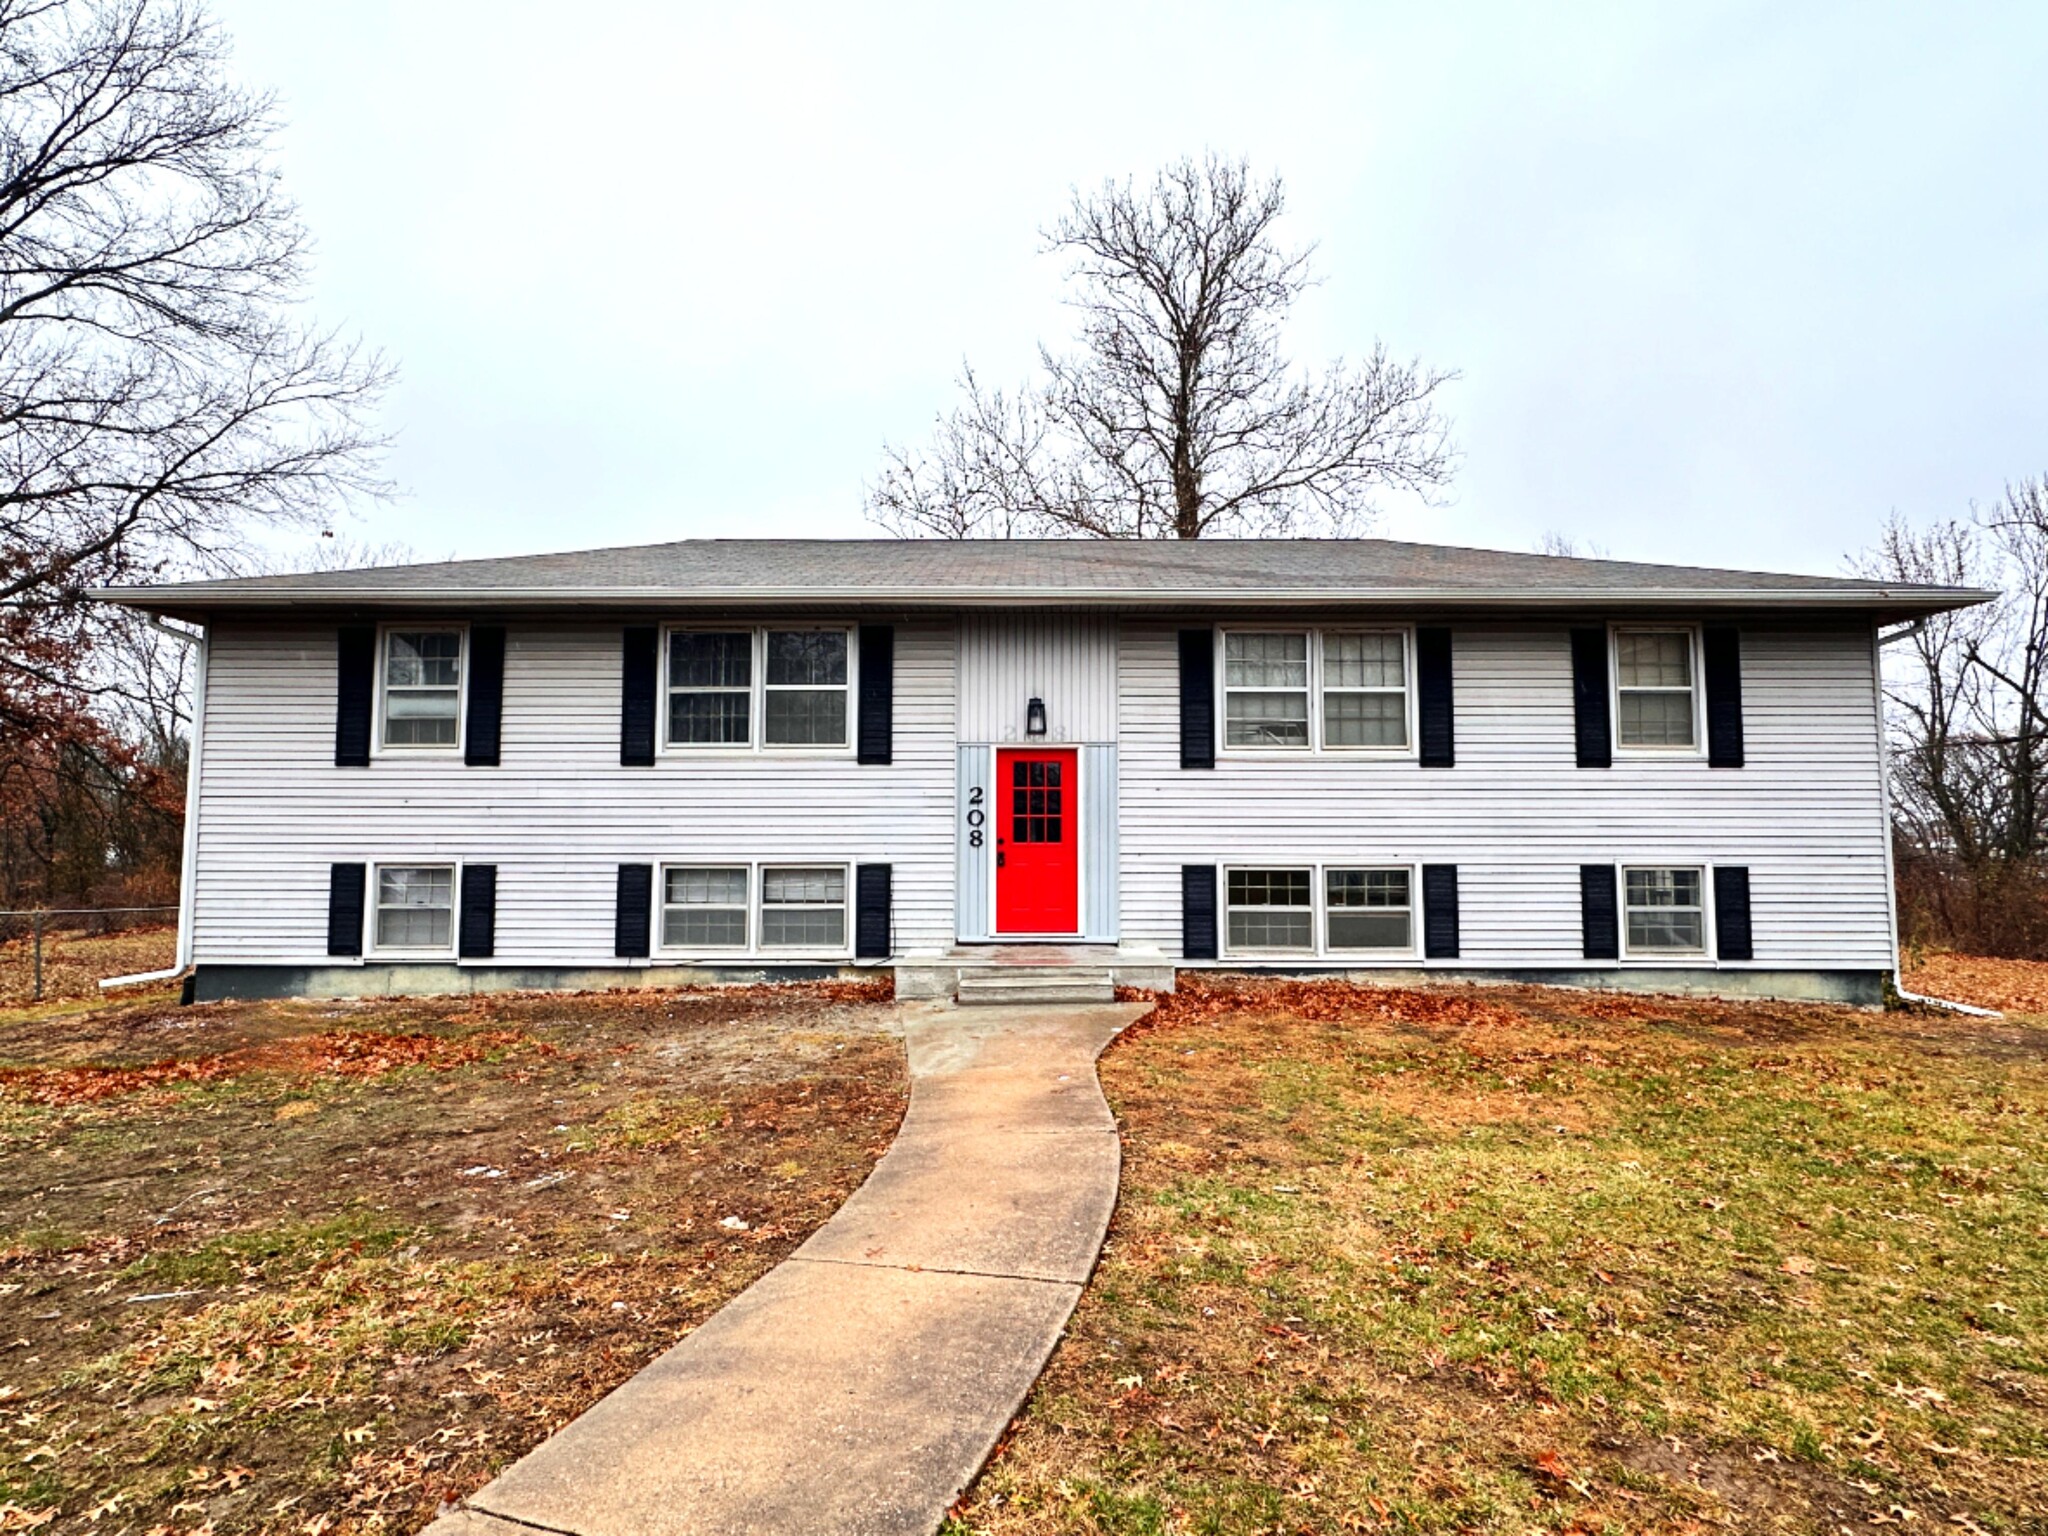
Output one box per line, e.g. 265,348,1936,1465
1026,697,1047,738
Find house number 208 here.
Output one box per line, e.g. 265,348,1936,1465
965,785,985,847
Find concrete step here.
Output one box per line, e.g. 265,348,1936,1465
954,968,1116,1005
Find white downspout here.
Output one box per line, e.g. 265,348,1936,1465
103,618,207,990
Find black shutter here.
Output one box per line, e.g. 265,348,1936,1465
620,626,657,766
1703,626,1745,768
855,863,892,958
1570,628,1612,768
1416,627,1455,767
1178,629,1216,769
1422,864,1460,959
326,863,366,957
614,863,653,958
857,625,894,765
458,864,497,959
1580,864,1619,960
1182,864,1219,960
335,626,375,767
465,625,505,766
1713,865,1753,961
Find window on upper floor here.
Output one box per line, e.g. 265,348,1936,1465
1613,628,1697,749
665,627,851,750
1221,628,1412,752
381,629,463,749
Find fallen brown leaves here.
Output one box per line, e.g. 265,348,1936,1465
0,1026,545,1105
1903,952,2048,1015
1122,973,1544,1036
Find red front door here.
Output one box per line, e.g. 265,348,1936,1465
996,748,1079,934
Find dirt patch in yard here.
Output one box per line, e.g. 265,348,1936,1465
953,975,2048,1535
0,980,906,1533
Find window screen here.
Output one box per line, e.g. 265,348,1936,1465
374,865,454,948
1326,868,1412,950
382,632,462,747
760,866,847,948
1226,868,1313,950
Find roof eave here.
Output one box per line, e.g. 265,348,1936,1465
87,583,1998,619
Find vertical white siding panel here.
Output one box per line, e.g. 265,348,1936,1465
955,745,993,942
193,619,957,963
958,610,1118,744
1118,620,1892,968
1082,744,1120,941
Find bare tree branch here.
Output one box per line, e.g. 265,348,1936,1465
868,154,1455,540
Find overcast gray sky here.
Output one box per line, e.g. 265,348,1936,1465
212,1,2045,575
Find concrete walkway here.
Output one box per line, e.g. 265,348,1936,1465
428,1000,1148,1536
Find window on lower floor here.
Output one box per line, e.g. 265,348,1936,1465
1225,868,1313,951
1623,866,1705,954
1326,867,1412,951
374,865,454,950
760,866,847,948
662,866,749,948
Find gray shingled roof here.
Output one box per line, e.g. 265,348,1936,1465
90,537,1992,617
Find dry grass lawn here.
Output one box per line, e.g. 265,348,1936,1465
0,979,906,1533
950,977,2048,1536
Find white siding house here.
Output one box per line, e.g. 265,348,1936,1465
96,538,1989,1005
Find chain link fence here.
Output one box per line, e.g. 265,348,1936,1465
0,905,180,1004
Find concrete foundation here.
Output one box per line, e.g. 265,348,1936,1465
1195,964,1890,1007
186,959,1888,1009
189,961,867,1003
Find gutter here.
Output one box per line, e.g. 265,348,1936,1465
102,619,207,992
84,583,1999,613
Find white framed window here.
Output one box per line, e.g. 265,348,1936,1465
371,863,456,952
1325,867,1414,952
663,626,853,752
668,631,754,746
1612,627,1699,751
379,628,464,750
1218,628,1415,755
1322,631,1410,749
764,631,850,746
1622,866,1707,956
661,866,749,949
1223,632,1311,748
760,866,848,949
1225,867,1315,952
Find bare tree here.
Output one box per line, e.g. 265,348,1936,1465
0,0,387,906
0,0,388,711
1859,480,2048,951
1534,530,1610,559
870,155,1454,540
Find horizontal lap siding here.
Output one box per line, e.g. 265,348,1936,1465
1119,622,1891,967
192,622,956,964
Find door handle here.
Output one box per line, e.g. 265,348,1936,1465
996,851,1006,867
